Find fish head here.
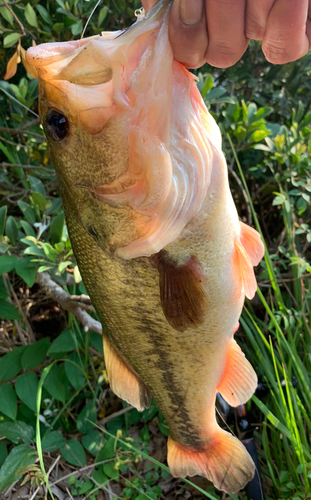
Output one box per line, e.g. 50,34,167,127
26,0,220,259
27,26,159,252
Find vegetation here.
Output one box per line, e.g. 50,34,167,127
0,1,310,499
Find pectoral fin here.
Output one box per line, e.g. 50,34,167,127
233,222,264,300
103,337,151,412
152,251,208,332
217,339,257,407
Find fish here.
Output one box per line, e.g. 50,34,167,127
26,0,265,493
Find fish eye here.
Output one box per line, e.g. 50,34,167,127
44,110,69,141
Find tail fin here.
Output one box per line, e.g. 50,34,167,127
167,429,255,494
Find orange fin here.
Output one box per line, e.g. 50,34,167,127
234,223,264,300
217,340,257,406
167,429,255,494
103,337,150,412
233,238,257,299
240,222,265,266
152,251,208,332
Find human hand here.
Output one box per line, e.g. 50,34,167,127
141,0,311,68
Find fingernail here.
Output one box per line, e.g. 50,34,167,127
179,0,203,26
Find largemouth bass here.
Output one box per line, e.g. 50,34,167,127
27,0,264,493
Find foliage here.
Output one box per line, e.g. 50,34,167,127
0,0,311,499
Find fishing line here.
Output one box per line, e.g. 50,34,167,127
215,405,265,500
0,86,39,118
81,0,102,40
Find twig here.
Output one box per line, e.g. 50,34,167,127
1,162,54,173
2,0,25,34
36,272,102,335
98,405,134,426
49,459,115,487
2,273,35,343
0,127,44,140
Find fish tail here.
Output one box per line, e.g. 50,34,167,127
167,429,255,494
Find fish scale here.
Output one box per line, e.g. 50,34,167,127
27,0,265,493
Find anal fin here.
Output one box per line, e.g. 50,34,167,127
167,428,255,494
217,340,257,407
103,337,151,412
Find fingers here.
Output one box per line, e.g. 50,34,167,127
204,0,248,68
262,0,310,64
245,0,275,40
169,0,208,68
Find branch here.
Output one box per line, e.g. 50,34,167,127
36,272,102,335
0,127,44,141
1,162,54,174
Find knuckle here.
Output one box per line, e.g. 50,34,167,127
245,18,265,40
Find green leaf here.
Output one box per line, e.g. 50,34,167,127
15,258,36,288
96,436,116,462
0,206,7,238
31,192,48,211
205,87,226,101
0,421,34,444
103,461,119,480
250,129,269,143
15,372,39,411
82,430,104,456
65,352,85,391
0,299,21,320
98,6,108,26
48,329,81,354
5,216,18,245
42,431,65,452
0,6,14,25
25,3,38,27
0,442,8,467
76,400,97,434
0,346,25,380
92,468,107,485
50,212,65,244
61,439,86,467
24,245,46,258
0,444,36,492
234,126,246,142
36,4,53,25
0,255,18,273
21,338,50,370
43,363,66,402
20,220,35,237
28,175,46,196
3,33,20,48
0,383,17,420
201,74,213,98
46,198,62,216
71,20,83,36
90,332,103,354
17,200,36,225
41,243,56,262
